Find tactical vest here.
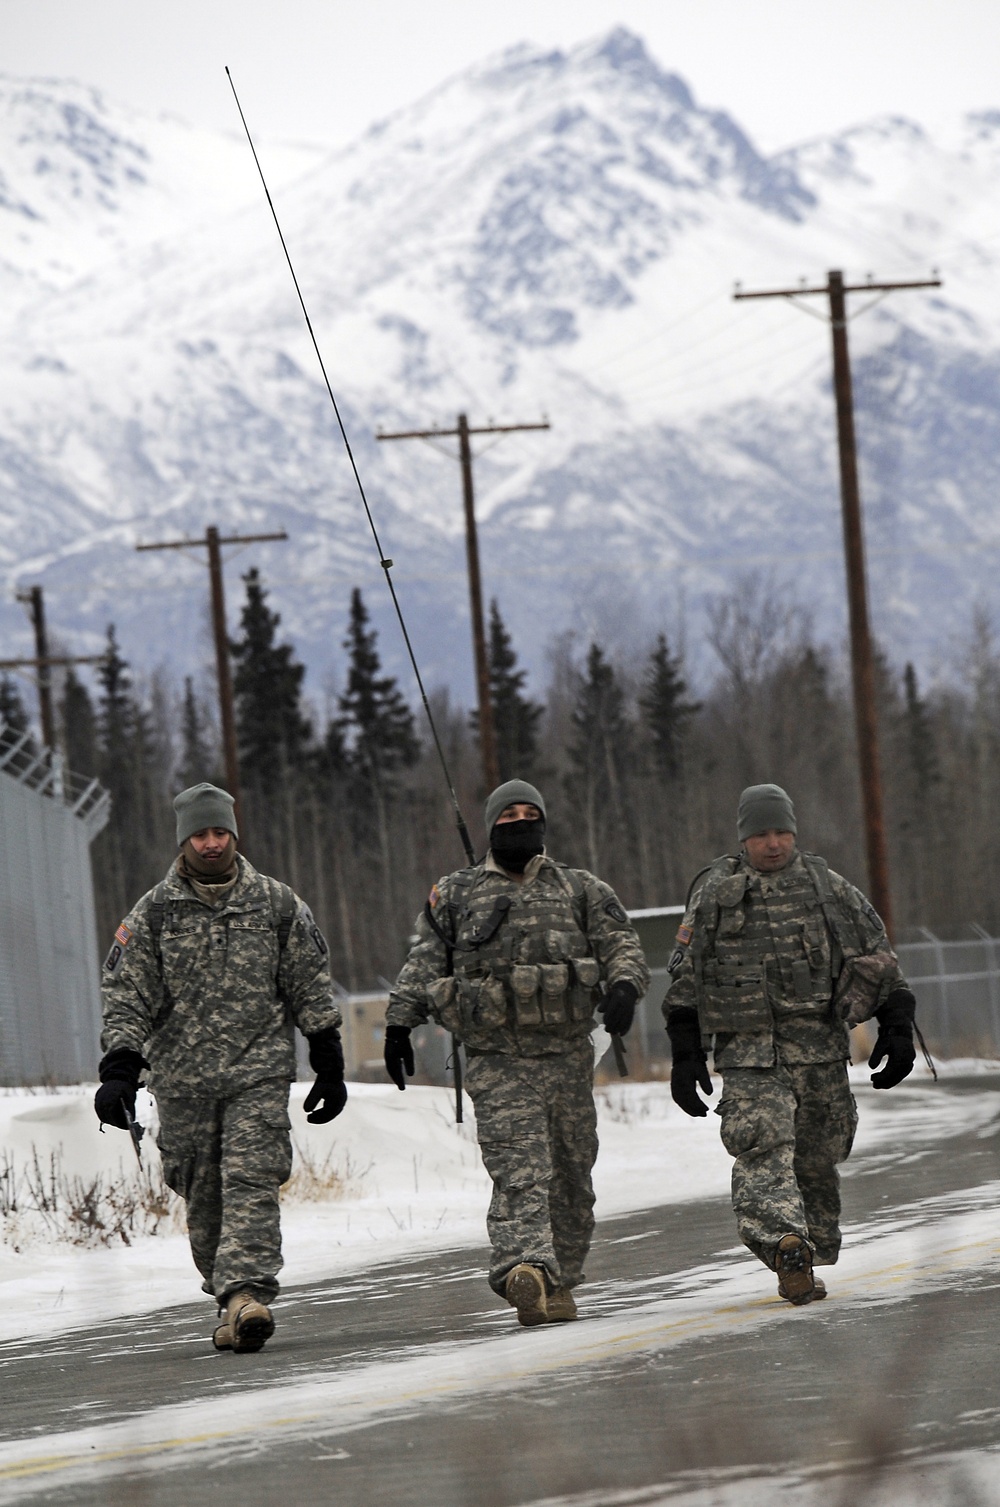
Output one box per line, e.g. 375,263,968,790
689,852,865,1038
425,863,602,1046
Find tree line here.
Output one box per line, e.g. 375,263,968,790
3,570,998,989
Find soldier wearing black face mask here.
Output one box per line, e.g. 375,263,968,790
384,779,649,1327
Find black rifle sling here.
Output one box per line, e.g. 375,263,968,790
423,891,512,960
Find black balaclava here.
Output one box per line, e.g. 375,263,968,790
484,778,548,874
490,816,546,874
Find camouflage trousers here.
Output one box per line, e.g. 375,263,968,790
716,1061,858,1269
156,1079,293,1305
464,1039,599,1296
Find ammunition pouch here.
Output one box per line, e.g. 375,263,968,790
696,960,772,1036
426,973,507,1037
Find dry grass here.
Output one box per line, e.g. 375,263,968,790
0,1146,181,1249
280,1138,361,1203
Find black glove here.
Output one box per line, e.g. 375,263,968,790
94,1047,149,1129
667,1007,713,1118
384,1025,414,1091
869,988,916,1090
303,1027,348,1123
601,980,639,1036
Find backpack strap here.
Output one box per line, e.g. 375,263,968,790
267,879,297,1002
147,881,169,961
146,881,172,1028
800,851,862,978
271,880,296,952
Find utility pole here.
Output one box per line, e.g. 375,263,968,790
6,586,105,753
376,414,550,792
135,526,288,821
734,269,941,937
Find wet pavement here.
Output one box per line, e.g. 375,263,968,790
2,1077,999,1506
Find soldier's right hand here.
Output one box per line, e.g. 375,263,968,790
666,1007,713,1117
384,1026,415,1091
670,1055,714,1117
93,1047,149,1129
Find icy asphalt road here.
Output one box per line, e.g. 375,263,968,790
1,1077,999,1507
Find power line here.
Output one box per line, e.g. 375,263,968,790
226,65,475,872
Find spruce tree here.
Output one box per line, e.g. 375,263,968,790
176,677,218,790
337,588,419,786
903,662,939,800
93,626,163,927
568,644,630,871
61,669,99,776
0,674,30,736
97,625,144,793
475,599,543,780
638,634,698,779
230,567,313,788
336,588,419,922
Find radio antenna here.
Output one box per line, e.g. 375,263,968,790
225,68,474,864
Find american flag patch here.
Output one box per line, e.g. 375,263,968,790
115,922,132,947
428,884,441,909
676,924,692,946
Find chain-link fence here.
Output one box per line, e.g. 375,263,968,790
0,724,109,1085
626,910,1000,1068
895,931,1000,1058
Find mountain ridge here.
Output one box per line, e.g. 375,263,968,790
0,29,998,703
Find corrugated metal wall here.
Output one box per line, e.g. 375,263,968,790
0,728,109,1085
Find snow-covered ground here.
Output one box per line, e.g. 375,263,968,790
0,1058,991,1343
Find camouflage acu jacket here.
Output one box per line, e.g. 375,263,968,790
387,855,650,1057
662,849,906,1069
100,855,342,1096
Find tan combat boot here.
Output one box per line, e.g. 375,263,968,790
505,1264,549,1327
545,1287,578,1323
213,1292,275,1352
775,1234,819,1306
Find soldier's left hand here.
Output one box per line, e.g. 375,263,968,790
303,1077,349,1123
868,988,917,1089
304,1027,348,1122
601,980,638,1036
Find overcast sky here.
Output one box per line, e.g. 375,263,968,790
3,0,998,154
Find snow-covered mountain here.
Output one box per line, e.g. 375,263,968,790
1,30,999,702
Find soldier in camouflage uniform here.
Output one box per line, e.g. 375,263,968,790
384,779,649,1326
663,784,917,1305
94,783,347,1352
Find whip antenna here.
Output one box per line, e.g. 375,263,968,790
226,68,474,864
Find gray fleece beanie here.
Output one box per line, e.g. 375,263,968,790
737,783,796,841
174,783,238,846
484,779,546,837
